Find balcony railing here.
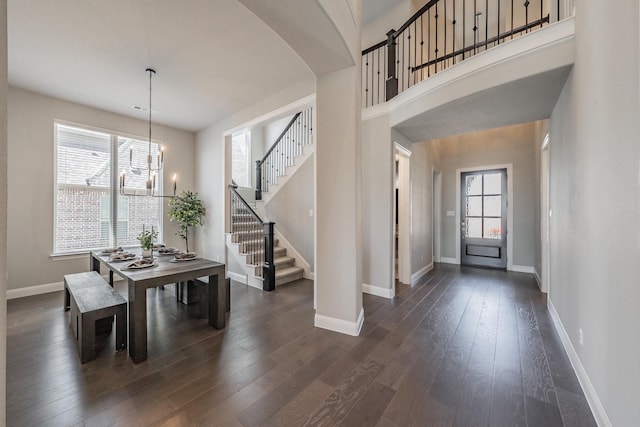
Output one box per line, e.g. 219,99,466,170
362,0,561,108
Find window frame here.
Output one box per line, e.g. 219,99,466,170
53,120,163,255
231,129,252,188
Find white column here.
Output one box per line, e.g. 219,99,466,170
314,64,363,335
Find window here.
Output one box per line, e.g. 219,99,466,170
54,122,162,254
231,130,251,188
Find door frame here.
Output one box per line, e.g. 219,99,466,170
540,134,550,292
455,163,513,270
394,142,412,285
432,168,441,263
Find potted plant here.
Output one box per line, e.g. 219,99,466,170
137,227,158,258
168,190,206,253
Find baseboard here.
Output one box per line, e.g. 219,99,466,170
315,307,364,336
227,270,247,284
439,257,458,265
548,301,612,427
7,281,63,299
411,263,433,285
7,273,121,300
510,264,535,274
533,269,542,290
304,272,315,280
362,283,394,299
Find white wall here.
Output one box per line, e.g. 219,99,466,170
548,1,640,424
437,122,539,268
361,115,393,293
264,154,314,270
393,129,438,280
195,79,314,263
6,87,196,291
1,0,8,416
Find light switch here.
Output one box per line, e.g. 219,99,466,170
446,210,455,217
309,209,313,217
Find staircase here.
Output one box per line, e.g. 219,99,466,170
227,190,304,290
226,106,313,290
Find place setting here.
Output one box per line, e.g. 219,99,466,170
108,251,137,262
124,258,158,270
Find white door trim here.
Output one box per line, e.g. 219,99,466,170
540,134,550,292
394,142,412,285
432,168,442,263
456,164,514,270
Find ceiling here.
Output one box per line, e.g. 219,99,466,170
8,0,403,133
7,0,315,133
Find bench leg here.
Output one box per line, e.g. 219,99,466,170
79,315,96,363
115,306,126,351
70,297,79,337
64,285,70,311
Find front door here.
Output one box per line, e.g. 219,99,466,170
460,169,507,269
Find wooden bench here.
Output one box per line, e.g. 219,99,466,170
64,272,127,363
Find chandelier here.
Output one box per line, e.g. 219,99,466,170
119,68,177,198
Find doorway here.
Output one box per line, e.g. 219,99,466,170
394,143,411,284
460,168,508,269
432,170,441,263
540,134,550,292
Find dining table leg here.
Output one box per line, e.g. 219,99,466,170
90,253,100,273
208,270,226,329
128,279,148,363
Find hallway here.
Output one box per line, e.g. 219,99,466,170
6,265,595,426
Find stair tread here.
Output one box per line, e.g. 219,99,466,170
276,266,304,277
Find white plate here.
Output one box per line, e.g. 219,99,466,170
170,254,198,262
125,260,157,270
109,254,137,262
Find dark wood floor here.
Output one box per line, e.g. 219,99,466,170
6,264,596,426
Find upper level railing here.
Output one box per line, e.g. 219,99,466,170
362,0,561,108
255,107,313,200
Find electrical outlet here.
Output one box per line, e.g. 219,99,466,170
579,328,583,346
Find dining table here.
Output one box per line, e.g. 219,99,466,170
90,250,226,363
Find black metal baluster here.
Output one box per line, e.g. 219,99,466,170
511,0,514,39
525,0,530,33
453,0,457,64
485,0,489,50
376,49,380,105
407,29,411,87
462,0,466,59
497,0,500,45
420,14,424,81
444,0,447,69
473,0,477,55
540,0,543,28
413,22,417,86
428,9,431,76
434,4,439,73
364,55,369,107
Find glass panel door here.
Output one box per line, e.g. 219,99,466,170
460,169,507,268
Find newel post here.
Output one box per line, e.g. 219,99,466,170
255,160,262,201
262,221,275,291
385,29,398,101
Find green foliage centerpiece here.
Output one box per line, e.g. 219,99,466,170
168,190,206,253
137,226,158,259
